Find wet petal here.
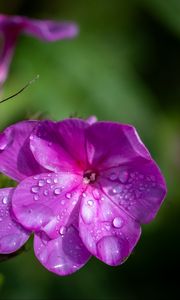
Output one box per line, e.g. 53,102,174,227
34,225,91,276
30,119,88,172
12,172,82,238
86,122,151,169
100,159,167,223
0,121,47,181
79,186,141,266
0,188,30,254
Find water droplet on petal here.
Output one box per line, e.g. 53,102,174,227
2,196,9,205
47,178,52,184
87,199,94,206
119,171,129,183
82,192,87,198
113,217,123,228
38,179,45,187
105,224,111,231
34,195,39,201
43,190,49,196
65,193,72,199
31,186,39,193
81,203,95,224
53,178,58,183
59,226,67,235
0,134,8,150
109,172,117,181
54,188,61,195
112,188,117,194
61,200,65,205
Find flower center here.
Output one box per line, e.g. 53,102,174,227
83,170,97,184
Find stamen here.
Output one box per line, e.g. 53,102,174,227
83,170,97,184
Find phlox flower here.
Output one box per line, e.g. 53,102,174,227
0,14,78,87
0,117,167,275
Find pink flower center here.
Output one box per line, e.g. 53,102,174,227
83,170,97,184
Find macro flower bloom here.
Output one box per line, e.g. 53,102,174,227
0,118,167,275
0,14,78,87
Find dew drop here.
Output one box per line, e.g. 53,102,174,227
43,190,49,196
66,193,72,199
112,188,117,194
2,196,9,205
119,171,129,183
113,217,123,228
34,195,39,201
53,178,58,184
61,200,65,205
105,224,111,231
31,186,39,193
82,192,87,198
38,179,45,187
87,199,94,206
59,226,67,235
54,188,61,195
47,178,52,184
109,172,117,181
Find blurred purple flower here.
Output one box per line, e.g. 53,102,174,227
0,14,78,87
0,118,167,275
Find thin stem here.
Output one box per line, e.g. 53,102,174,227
0,74,39,104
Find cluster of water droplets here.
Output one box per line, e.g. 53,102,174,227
80,185,124,244
27,173,79,238
30,174,74,203
104,168,157,211
0,194,10,223
0,192,28,252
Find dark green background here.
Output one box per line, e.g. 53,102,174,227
0,0,179,299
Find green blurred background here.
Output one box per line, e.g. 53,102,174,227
0,0,180,299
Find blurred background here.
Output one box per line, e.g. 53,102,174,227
0,0,179,299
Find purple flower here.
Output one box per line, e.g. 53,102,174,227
0,14,78,87
0,118,167,275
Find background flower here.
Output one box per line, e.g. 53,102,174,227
0,14,78,88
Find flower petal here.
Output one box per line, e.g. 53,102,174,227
12,172,82,238
0,188,30,254
100,158,167,223
23,18,78,41
30,119,88,172
0,15,78,41
34,226,91,276
79,186,141,266
0,121,47,181
86,122,151,169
